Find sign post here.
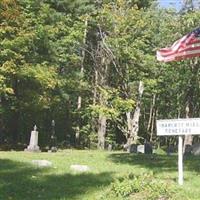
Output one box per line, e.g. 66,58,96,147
178,136,183,185
156,118,200,185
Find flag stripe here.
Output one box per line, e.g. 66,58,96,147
157,27,200,62
159,40,200,53
157,49,200,62
158,42,200,57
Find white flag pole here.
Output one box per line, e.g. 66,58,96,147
178,135,183,185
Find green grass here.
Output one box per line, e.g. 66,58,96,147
0,150,200,200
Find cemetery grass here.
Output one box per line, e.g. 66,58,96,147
0,150,200,200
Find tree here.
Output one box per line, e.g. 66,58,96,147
85,0,157,148
0,0,85,146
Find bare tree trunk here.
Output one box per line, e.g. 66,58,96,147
126,81,144,145
150,107,156,142
90,26,111,150
147,94,156,141
126,111,132,145
93,69,98,105
75,19,88,146
147,94,155,131
97,115,106,149
97,75,107,150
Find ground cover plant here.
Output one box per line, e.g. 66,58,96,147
0,150,200,200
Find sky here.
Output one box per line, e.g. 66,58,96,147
159,0,182,10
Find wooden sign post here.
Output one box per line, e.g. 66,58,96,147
156,118,200,185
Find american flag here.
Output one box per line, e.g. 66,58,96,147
157,27,200,62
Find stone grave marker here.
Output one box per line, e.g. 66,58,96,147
25,125,41,152
123,144,137,153
137,145,144,153
48,120,57,152
108,144,112,151
184,144,192,156
167,145,176,155
144,142,153,154
32,160,52,167
128,144,137,153
70,164,90,172
192,143,200,156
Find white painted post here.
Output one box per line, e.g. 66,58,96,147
156,118,200,185
178,135,183,185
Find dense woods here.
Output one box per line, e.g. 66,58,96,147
1,0,200,150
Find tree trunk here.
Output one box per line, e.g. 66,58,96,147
126,81,144,145
183,103,193,154
75,19,88,147
183,59,199,154
126,111,132,145
147,94,156,141
90,27,110,150
11,110,20,144
93,69,98,105
10,78,20,145
97,115,106,149
0,98,3,144
150,107,156,142
97,83,107,150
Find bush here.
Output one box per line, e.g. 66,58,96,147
99,173,176,200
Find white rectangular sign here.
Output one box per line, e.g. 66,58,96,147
156,118,200,136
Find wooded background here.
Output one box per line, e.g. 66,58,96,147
1,0,200,150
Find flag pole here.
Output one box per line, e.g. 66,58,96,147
157,27,200,185
178,135,183,185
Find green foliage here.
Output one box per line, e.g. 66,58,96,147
89,86,135,121
99,172,176,200
112,97,135,113
1,0,200,149
0,0,86,144
90,104,119,119
19,64,58,89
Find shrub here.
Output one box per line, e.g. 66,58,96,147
99,173,176,200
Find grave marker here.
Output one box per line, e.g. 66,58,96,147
25,125,41,152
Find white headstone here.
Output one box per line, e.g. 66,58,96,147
137,145,144,153
25,125,41,152
70,164,90,172
32,160,52,167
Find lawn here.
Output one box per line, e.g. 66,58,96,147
0,150,200,200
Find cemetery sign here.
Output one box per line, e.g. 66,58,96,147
157,118,200,136
156,117,200,185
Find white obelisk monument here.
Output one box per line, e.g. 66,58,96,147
25,125,41,152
